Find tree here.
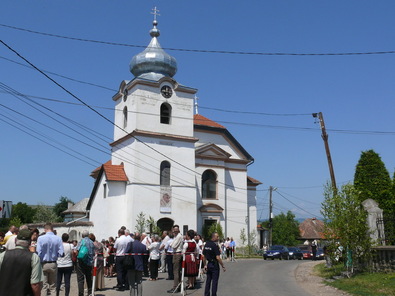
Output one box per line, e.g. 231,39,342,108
53,196,74,222
147,216,161,234
354,150,392,205
135,212,147,233
9,217,22,228
202,222,224,241
11,202,36,224
33,204,58,223
267,211,300,246
240,228,247,245
321,184,372,273
354,150,394,243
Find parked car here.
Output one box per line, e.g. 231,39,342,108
263,245,290,260
316,248,325,260
302,250,313,260
288,247,303,260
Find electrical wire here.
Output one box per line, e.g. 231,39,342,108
2,90,394,136
0,55,117,92
1,39,267,193
2,23,395,56
0,113,99,167
275,190,321,218
275,190,322,206
0,82,262,206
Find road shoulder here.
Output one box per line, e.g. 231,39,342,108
295,261,351,296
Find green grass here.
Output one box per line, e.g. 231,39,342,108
314,263,395,296
314,262,345,278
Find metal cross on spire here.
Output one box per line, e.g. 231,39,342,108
151,6,160,21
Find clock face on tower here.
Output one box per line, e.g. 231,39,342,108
161,85,173,99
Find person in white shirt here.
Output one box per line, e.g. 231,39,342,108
168,225,183,293
163,234,174,280
125,230,134,243
147,235,160,281
56,233,73,296
159,231,170,272
113,229,129,291
4,225,16,237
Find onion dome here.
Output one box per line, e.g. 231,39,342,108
129,20,177,80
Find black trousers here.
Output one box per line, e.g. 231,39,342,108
76,260,92,296
166,254,174,279
116,256,128,288
149,259,159,279
56,266,73,296
143,255,149,277
204,262,220,296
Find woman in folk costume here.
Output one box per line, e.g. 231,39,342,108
182,229,200,289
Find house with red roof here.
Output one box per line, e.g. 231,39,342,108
85,19,261,242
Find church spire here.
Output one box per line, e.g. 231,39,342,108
129,8,177,81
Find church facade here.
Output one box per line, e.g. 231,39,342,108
86,19,261,243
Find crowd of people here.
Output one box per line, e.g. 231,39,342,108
0,223,228,296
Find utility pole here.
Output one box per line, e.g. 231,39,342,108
312,112,337,194
269,186,274,247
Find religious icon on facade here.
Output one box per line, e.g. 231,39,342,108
160,187,172,213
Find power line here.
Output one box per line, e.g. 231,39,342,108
199,106,311,116
0,55,117,92
0,84,198,188
0,113,99,167
276,179,352,189
1,39,266,193
275,190,321,218
2,23,395,56
276,189,322,206
2,90,395,136
0,83,261,200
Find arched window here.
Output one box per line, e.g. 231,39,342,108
160,161,171,186
202,170,217,199
123,88,128,101
160,103,171,124
123,106,128,128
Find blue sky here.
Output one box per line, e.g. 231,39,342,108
1,1,395,220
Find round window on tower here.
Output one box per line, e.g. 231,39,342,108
160,85,172,99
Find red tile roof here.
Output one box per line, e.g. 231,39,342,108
194,114,225,129
247,176,262,185
299,218,325,239
90,160,128,182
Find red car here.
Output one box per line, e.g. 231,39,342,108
302,250,313,259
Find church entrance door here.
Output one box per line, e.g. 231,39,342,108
157,217,174,232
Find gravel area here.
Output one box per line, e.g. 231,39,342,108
295,261,351,296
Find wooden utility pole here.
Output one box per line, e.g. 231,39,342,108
313,112,337,194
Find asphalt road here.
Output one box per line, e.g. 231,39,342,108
217,258,308,296
67,258,311,295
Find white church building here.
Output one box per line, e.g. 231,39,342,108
86,18,261,243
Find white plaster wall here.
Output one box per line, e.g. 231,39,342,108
247,187,258,246
224,169,249,245
89,176,128,240
124,184,197,233
101,132,197,237
114,83,195,141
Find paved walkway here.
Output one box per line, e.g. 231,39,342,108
65,259,344,296
68,270,204,296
